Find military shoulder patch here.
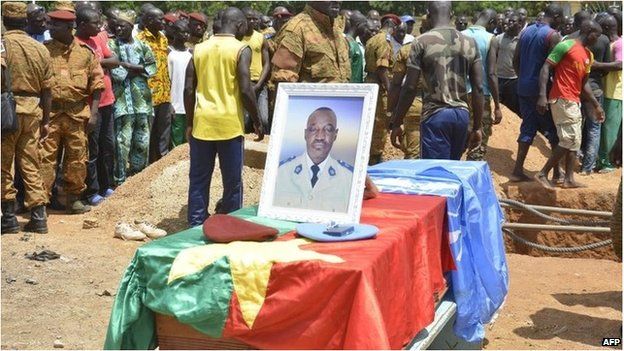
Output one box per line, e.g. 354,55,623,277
279,155,296,166
337,160,354,172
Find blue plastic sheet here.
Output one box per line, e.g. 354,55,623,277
368,160,509,343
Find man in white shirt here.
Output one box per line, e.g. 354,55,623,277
167,19,192,146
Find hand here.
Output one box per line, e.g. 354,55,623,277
390,125,404,149
87,113,98,134
363,175,379,200
468,129,483,150
493,106,503,125
536,96,548,115
253,122,265,142
595,105,606,123
39,123,49,143
185,126,193,141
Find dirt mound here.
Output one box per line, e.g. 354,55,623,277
93,144,264,234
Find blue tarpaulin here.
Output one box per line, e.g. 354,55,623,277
369,160,509,343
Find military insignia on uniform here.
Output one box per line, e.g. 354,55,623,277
329,166,336,176
337,160,354,172
294,164,302,174
279,155,296,166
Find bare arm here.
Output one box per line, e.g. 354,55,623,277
238,47,264,140
581,76,605,122
183,57,197,139
87,89,102,133
100,54,120,69
592,60,622,71
255,38,271,91
536,62,551,115
390,66,421,128
487,37,502,124
513,40,521,76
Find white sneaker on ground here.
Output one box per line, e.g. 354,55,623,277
114,222,147,241
134,220,167,239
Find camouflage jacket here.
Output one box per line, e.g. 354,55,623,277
407,26,481,120
271,5,350,83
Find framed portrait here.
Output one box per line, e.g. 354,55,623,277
258,83,379,224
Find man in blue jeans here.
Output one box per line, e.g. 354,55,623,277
511,3,563,182
184,7,264,227
389,1,484,160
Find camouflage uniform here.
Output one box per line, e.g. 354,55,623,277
41,38,104,198
393,44,423,159
407,27,481,160
365,31,392,164
1,30,53,208
271,5,350,83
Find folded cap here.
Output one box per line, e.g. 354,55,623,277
381,13,401,26
189,12,206,24
117,10,136,25
272,7,293,18
401,15,415,23
296,223,379,242
203,214,278,243
2,2,27,19
48,10,76,21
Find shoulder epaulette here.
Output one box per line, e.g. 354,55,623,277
279,155,296,166
337,160,354,172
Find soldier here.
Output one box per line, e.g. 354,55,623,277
389,1,484,161
271,6,293,35
271,1,350,83
1,2,53,233
275,107,353,213
41,9,104,214
388,33,426,159
365,14,399,165
186,12,208,49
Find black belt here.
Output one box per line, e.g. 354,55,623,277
13,91,40,97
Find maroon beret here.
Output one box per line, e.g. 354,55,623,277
47,10,76,21
163,13,179,24
189,12,206,24
178,10,189,19
381,13,401,26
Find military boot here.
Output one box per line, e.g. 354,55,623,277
1,201,20,234
24,205,48,234
67,196,91,214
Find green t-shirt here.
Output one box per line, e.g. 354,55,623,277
348,37,364,83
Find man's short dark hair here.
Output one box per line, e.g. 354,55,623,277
76,7,99,25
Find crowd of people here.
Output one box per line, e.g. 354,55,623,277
0,1,621,235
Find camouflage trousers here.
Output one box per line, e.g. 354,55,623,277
114,114,149,185
400,97,423,159
466,95,493,161
1,113,47,207
369,91,388,165
40,113,88,197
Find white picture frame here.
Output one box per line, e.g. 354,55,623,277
258,83,379,224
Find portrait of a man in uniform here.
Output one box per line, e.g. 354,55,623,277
274,107,353,212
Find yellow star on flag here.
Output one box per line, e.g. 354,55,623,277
168,239,344,328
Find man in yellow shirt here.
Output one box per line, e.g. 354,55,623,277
183,7,264,227
242,7,271,133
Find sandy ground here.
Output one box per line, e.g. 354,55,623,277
1,106,621,349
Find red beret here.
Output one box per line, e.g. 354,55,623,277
178,11,189,19
47,10,76,21
163,13,179,24
381,14,401,26
189,12,206,24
